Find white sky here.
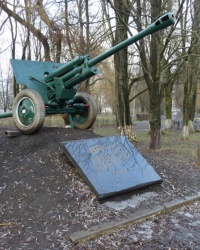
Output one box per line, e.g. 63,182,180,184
0,13,13,75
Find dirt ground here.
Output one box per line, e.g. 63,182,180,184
0,124,200,249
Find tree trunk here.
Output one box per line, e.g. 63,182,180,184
164,84,173,129
182,66,197,136
182,78,190,137
182,125,189,140
113,0,132,127
181,0,200,139
65,0,73,58
8,16,19,97
148,0,162,149
163,54,173,130
134,0,163,149
35,0,62,62
149,89,161,149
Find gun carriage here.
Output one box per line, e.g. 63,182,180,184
0,13,175,134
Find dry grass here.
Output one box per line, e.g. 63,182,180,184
135,129,200,168
197,143,200,166
1,115,200,166
0,117,14,126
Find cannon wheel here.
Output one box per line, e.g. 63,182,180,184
13,89,45,134
71,92,97,129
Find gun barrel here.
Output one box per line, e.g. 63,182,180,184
88,12,175,67
45,56,85,82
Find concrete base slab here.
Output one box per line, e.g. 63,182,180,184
5,130,22,137
69,193,200,244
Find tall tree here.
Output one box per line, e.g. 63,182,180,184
35,0,62,62
182,0,200,139
133,0,184,149
113,0,132,127
0,68,13,111
134,0,163,149
0,0,51,61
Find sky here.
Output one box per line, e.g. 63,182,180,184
0,11,18,74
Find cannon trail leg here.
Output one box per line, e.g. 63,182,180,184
71,92,97,129
13,89,45,134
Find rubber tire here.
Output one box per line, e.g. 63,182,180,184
71,92,97,129
13,89,45,134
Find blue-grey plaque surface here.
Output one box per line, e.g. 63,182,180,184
61,136,162,200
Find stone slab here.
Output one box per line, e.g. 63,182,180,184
61,136,162,200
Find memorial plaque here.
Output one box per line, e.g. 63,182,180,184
61,136,162,200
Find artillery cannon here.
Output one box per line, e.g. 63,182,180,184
0,12,175,134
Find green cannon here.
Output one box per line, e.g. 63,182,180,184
1,12,175,134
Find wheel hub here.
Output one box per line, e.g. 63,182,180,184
18,98,35,126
